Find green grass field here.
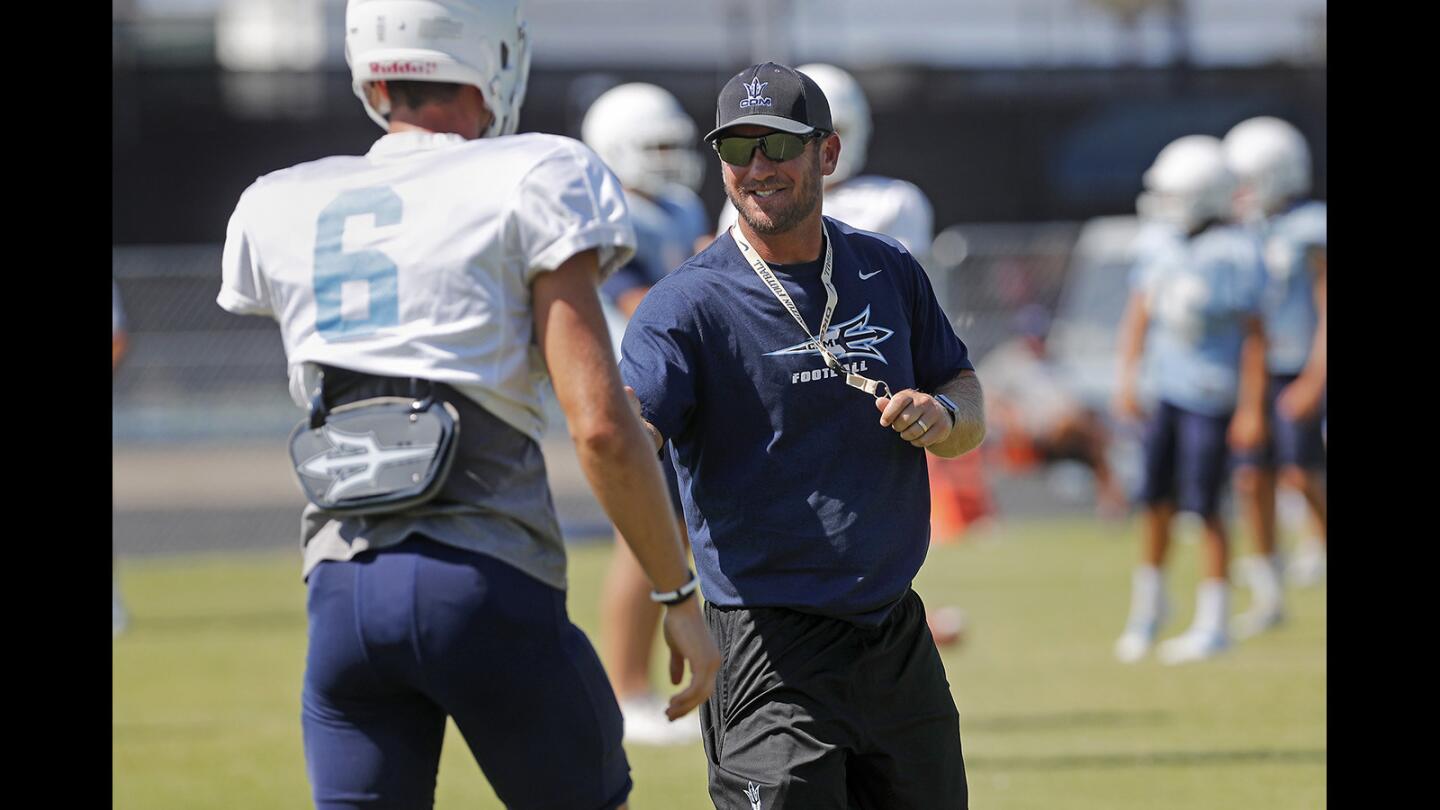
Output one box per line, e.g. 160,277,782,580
112,517,1325,809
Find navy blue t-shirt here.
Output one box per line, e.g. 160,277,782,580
620,217,973,625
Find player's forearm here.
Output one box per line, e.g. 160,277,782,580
1237,320,1268,418
573,420,693,593
1115,295,1148,389
533,252,693,594
1300,265,1327,385
929,370,985,458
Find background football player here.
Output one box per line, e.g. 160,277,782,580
1112,134,1268,665
1223,116,1327,638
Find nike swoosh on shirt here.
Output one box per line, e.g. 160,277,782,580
859,268,884,280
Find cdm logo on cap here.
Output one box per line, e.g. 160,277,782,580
740,77,773,108
706,62,834,144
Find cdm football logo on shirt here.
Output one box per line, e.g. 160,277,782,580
765,305,894,385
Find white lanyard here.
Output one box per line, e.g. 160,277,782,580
730,224,892,399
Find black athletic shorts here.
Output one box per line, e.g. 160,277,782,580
699,590,968,810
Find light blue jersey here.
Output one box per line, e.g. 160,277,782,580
1132,224,1266,416
600,184,709,354
1256,201,1326,374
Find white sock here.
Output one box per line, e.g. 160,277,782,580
1243,555,1283,610
1192,578,1229,637
1127,565,1164,627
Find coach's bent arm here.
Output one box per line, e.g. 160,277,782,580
928,369,985,459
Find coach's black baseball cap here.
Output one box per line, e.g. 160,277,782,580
705,62,833,142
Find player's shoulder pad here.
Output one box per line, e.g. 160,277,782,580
846,175,933,208
670,228,732,275
1195,224,1266,269
233,154,350,215
457,132,610,174
1280,199,1327,241
826,215,914,258
1198,222,1259,249
653,183,706,213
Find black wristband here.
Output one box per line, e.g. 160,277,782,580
934,393,959,429
649,570,700,606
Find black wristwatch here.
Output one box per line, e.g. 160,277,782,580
934,393,959,429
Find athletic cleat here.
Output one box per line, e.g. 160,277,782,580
1234,557,1285,639
1115,582,1169,663
619,693,701,747
1114,614,1169,663
1233,605,1285,639
1113,629,1155,663
1286,544,1326,587
1157,631,1230,665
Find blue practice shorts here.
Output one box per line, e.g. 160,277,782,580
1138,400,1232,518
1231,373,1327,472
302,537,630,810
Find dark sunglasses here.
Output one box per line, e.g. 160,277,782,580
712,131,826,166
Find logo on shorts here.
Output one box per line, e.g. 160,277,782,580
744,781,762,810
740,78,772,108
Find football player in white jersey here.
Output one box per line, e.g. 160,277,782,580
216,3,718,807
1223,117,1327,636
1112,135,1268,664
582,82,713,747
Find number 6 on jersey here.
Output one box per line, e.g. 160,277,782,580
313,186,402,338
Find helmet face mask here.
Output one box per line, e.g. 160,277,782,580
582,83,703,196
1137,135,1236,234
1222,116,1311,220
797,63,870,185
345,0,531,138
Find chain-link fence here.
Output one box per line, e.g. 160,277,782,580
112,225,1100,442
113,244,295,443
929,221,1081,363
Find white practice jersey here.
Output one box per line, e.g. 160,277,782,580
718,174,934,258
218,131,636,443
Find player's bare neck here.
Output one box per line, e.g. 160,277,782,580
388,105,493,141
738,215,824,265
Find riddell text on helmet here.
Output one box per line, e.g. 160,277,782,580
370,61,439,75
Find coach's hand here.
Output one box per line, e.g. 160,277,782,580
661,598,720,721
876,389,951,448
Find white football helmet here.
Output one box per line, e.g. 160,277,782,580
1136,135,1236,233
581,83,703,196
798,63,870,185
1222,116,1311,217
345,0,531,138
